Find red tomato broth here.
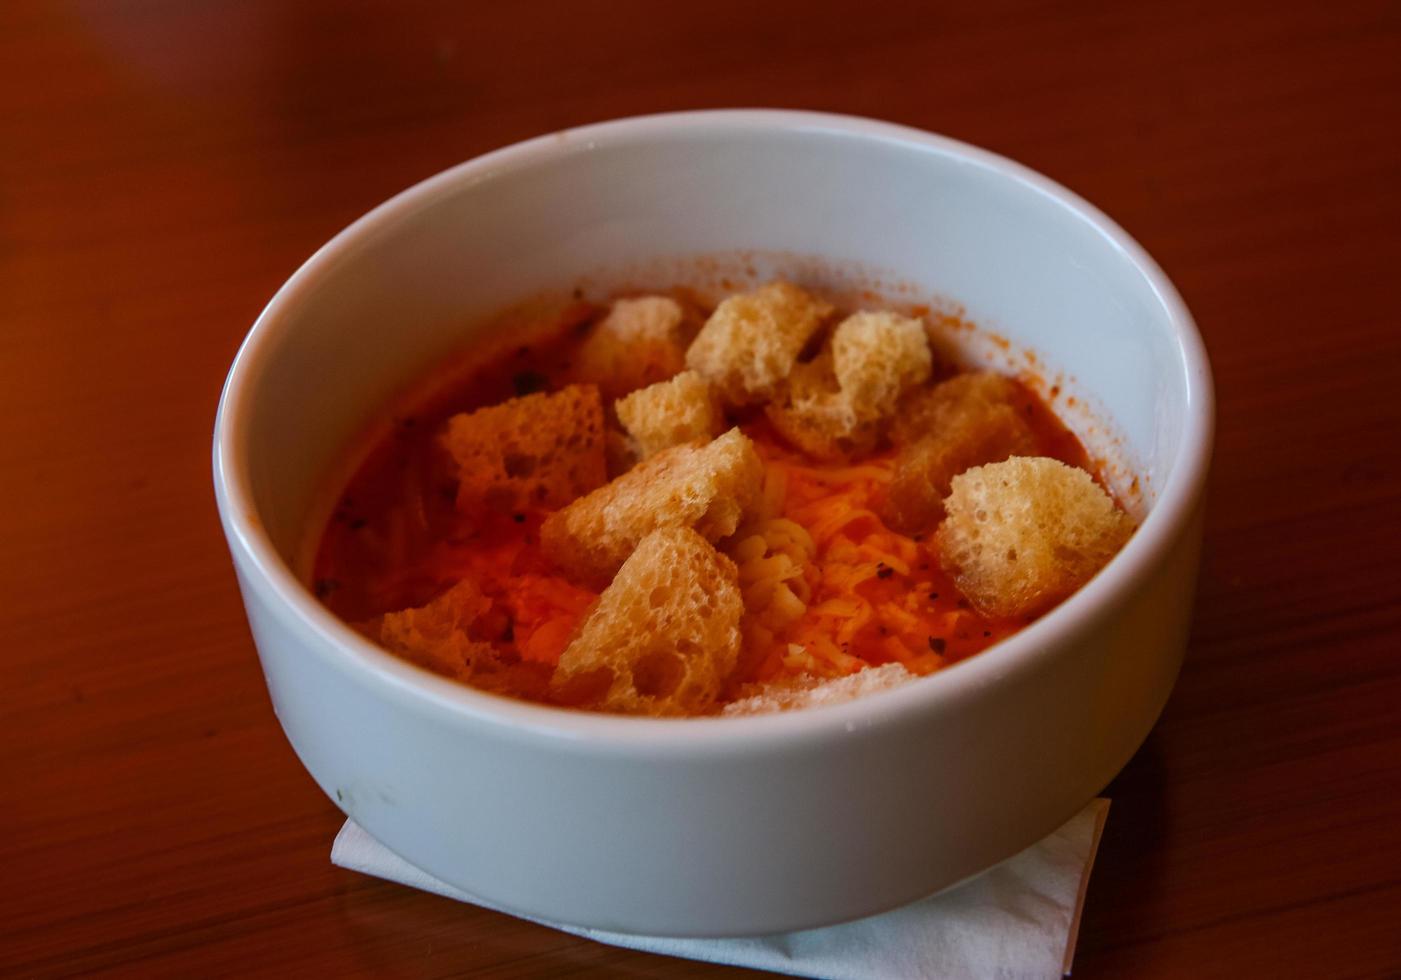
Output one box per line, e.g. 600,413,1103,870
313,300,599,623
312,295,1114,711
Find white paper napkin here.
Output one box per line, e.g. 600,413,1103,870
332,798,1109,979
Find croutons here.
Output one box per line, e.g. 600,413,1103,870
831,311,932,421
721,662,914,716
764,311,931,460
368,580,495,679
604,427,640,478
541,428,765,587
572,296,691,400
552,527,744,716
764,351,879,460
890,371,1023,447
882,372,1036,534
615,370,725,459
937,456,1134,618
685,281,833,405
441,384,607,514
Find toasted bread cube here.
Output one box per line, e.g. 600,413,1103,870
369,580,496,679
551,527,743,716
764,351,878,460
604,427,640,477
937,457,1134,618
441,384,607,514
883,373,1037,533
572,296,691,400
721,662,914,716
541,428,764,587
890,371,1023,446
615,370,725,459
831,311,932,421
685,281,833,405
764,312,929,460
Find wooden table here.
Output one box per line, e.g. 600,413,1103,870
4,1,1398,976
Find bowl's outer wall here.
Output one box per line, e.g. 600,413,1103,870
218,112,1211,936
241,505,1200,936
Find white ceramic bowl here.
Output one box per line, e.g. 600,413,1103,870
214,110,1212,937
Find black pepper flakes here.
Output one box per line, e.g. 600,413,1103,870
314,578,340,598
927,636,946,654
512,513,526,524
876,564,894,579
927,591,939,601
348,517,367,530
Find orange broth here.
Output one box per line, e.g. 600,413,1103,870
313,300,1100,710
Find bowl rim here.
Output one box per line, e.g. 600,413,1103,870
213,108,1214,754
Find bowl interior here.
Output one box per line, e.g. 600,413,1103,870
224,112,1203,591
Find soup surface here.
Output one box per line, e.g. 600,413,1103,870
312,284,1129,716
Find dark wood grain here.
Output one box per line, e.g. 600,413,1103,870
3,0,1399,976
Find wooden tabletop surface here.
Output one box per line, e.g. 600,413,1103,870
4,1,1399,976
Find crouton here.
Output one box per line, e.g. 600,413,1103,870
368,580,496,680
882,373,1037,534
551,527,743,716
541,428,764,588
721,662,914,716
685,281,834,405
831,311,932,421
441,384,607,514
763,351,879,460
604,427,640,477
937,456,1134,618
762,312,929,460
572,296,692,400
615,370,725,458
890,371,1023,446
